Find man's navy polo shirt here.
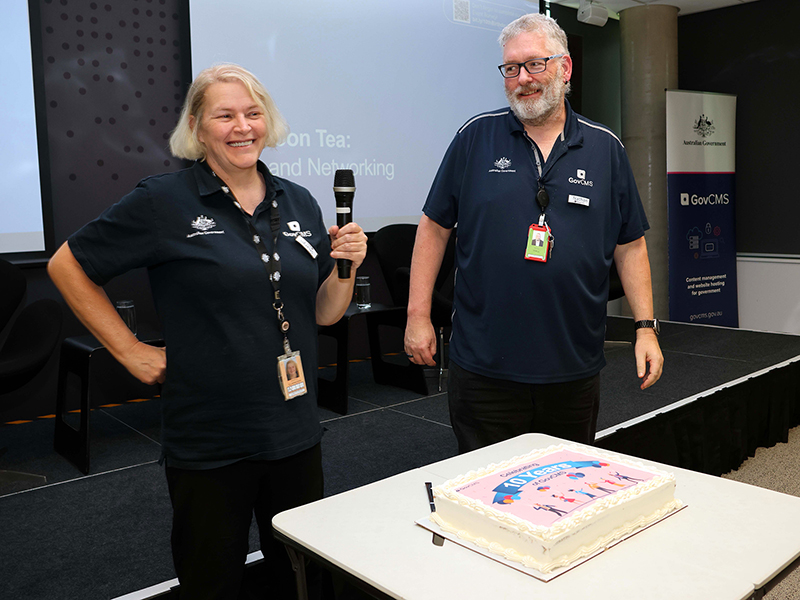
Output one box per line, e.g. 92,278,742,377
69,161,334,468
423,101,649,384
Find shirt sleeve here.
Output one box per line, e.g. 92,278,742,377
68,182,160,286
422,132,465,230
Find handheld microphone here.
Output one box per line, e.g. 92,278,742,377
333,169,356,279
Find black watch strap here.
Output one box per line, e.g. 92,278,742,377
635,319,660,335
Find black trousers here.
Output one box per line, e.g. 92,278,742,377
448,361,600,454
165,443,324,600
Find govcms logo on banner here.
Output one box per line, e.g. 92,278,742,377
680,193,730,206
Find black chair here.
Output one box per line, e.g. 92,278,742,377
605,261,631,348
0,259,63,491
0,258,27,340
608,261,624,303
367,224,456,394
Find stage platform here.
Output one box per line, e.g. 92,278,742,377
597,316,800,475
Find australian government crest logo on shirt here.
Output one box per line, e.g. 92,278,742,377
488,157,516,173
187,215,225,238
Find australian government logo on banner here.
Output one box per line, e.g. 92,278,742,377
666,90,738,327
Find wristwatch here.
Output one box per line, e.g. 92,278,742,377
634,319,660,335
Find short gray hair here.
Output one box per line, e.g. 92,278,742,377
169,63,289,160
498,13,570,56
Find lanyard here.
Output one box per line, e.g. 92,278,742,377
526,134,550,221
209,167,294,354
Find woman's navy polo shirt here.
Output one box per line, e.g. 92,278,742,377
423,101,649,384
69,161,334,468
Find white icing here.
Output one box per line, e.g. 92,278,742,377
431,444,683,573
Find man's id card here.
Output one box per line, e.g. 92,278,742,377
278,350,307,400
525,223,551,262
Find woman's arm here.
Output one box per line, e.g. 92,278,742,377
48,242,166,385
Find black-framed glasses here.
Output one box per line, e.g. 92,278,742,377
498,54,565,78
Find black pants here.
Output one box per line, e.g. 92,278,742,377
448,361,600,454
165,443,324,600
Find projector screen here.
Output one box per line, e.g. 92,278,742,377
0,0,51,261
189,0,531,231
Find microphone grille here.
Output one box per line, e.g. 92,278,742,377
334,169,355,187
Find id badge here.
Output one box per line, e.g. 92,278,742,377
278,350,307,400
525,223,550,262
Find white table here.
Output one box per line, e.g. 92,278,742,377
273,434,800,599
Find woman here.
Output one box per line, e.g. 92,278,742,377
48,64,367,599
285,359,300,381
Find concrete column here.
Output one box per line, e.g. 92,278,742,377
619,5,678,319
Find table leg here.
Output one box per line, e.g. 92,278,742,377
284,544,309,600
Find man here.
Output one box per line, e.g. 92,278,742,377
404,13,663,453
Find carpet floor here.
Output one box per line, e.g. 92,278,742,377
1,359,799,599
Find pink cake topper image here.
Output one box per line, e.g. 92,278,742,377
453,449,658,526
486,454,610,504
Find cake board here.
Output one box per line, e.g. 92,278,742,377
415,504,687,582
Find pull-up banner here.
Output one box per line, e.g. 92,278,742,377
666,90,738,327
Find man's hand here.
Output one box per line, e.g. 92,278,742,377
404,314,438,366
404,215,452,367
635,329,663,390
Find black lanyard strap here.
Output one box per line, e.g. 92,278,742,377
212,170,293,352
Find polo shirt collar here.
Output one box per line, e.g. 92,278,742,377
506,99,584,149
561,100,584,148
191,160,285,200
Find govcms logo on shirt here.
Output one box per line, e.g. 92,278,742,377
568,169,593,187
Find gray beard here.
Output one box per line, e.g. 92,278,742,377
507,79,568,127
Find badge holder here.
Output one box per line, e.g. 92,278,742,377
525,185,555,263
278,349,307,401
274,302,308,401
525,221,551,262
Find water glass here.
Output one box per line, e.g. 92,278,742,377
355,276,371,310
115,300,137,336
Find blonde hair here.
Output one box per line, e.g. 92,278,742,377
169,63,289,160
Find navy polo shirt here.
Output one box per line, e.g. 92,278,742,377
69,161,334,468
423,101,648,384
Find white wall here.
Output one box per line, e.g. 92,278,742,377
737,256,800,334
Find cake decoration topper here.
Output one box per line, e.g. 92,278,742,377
490,460,608,504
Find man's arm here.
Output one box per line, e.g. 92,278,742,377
613,236,664,390
404,215,452,366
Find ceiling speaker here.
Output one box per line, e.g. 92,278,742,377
577,0,609,27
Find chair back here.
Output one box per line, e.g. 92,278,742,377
0,259,27,332
608,262,625,302
0,299,63,394
372,223,456,328
433,228,457,305
372,224,419,307
0,259,63,395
